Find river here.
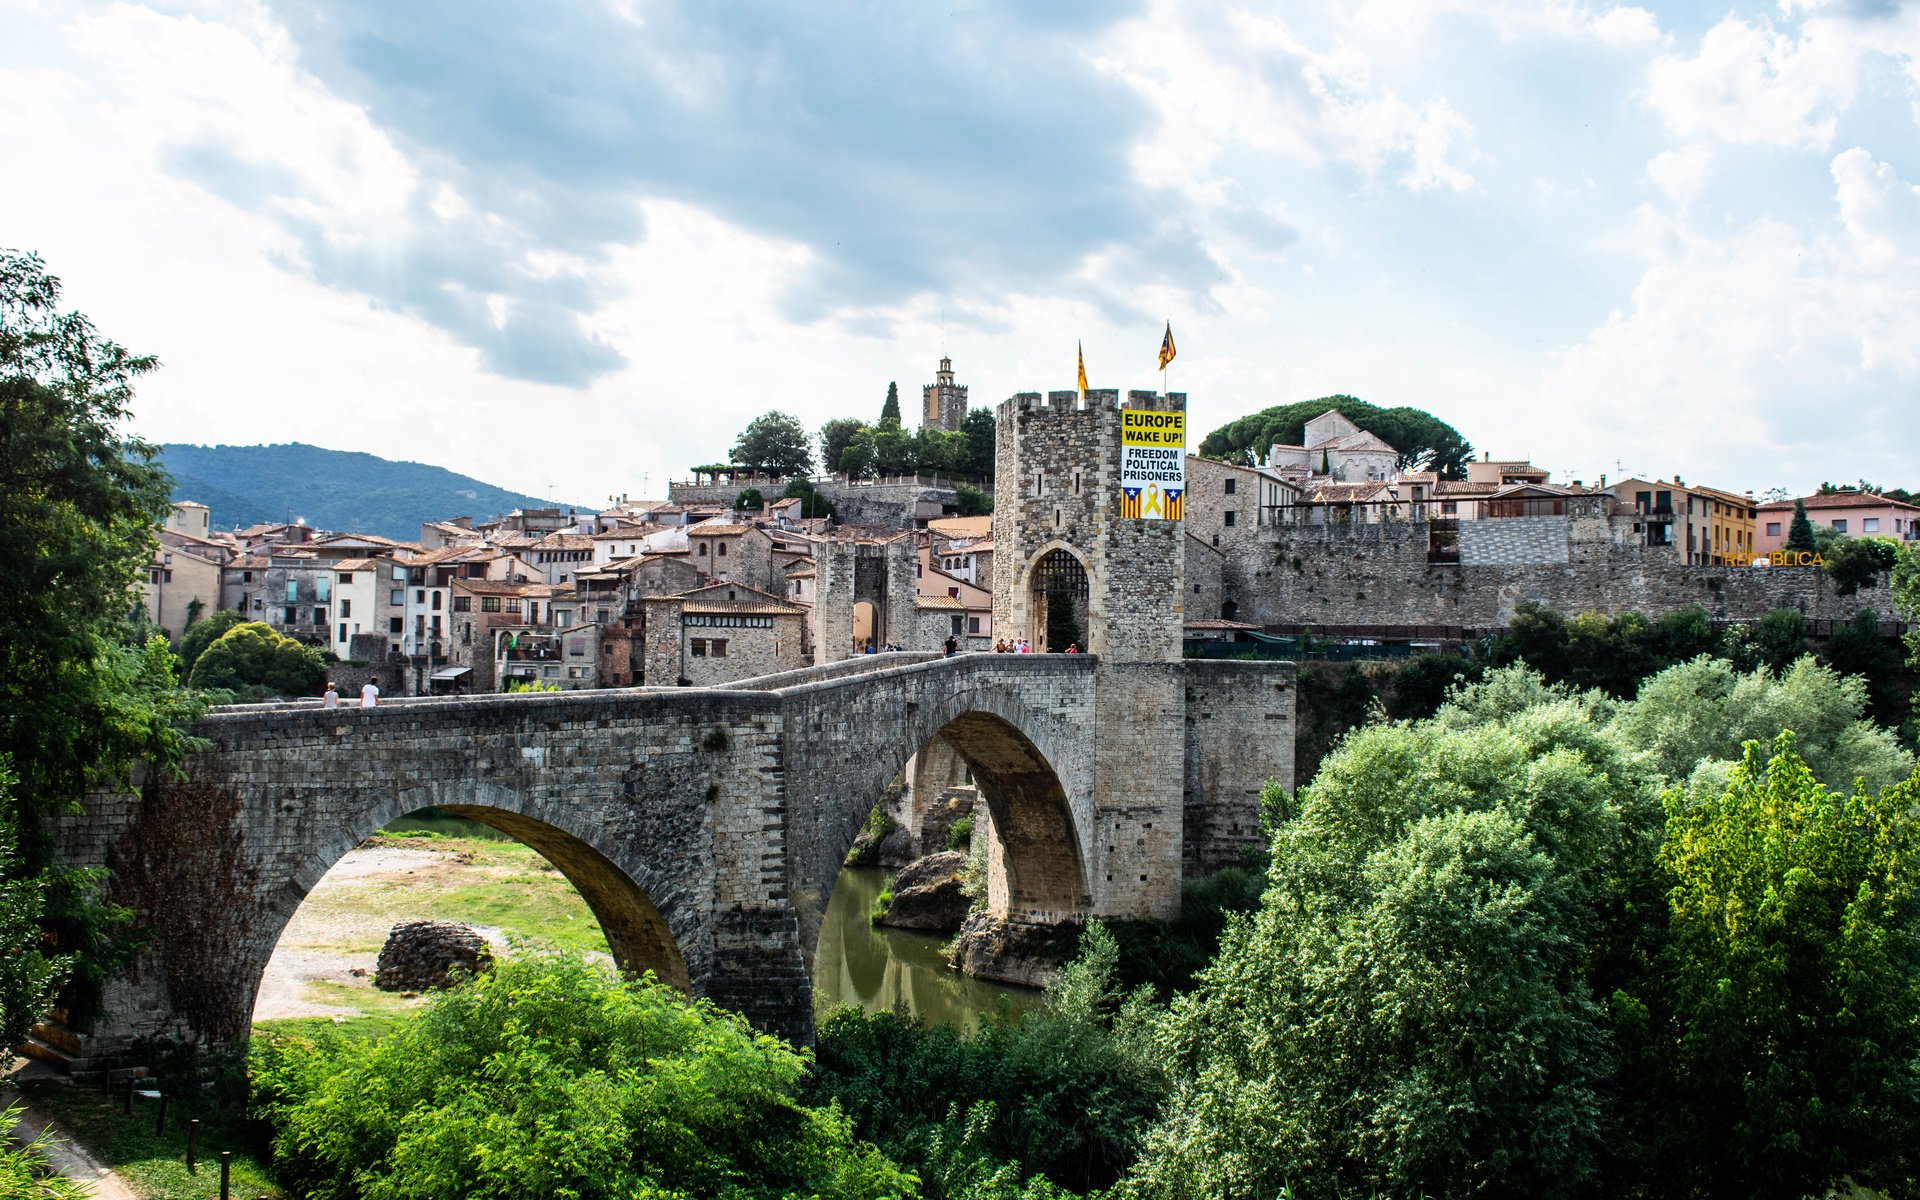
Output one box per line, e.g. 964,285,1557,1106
812,867,1042,1027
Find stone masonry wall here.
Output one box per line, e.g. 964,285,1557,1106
1215,519,1895,628
1182,660,1296,876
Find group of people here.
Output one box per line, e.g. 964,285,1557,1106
322,680,381,708
992,637,1079,654
859,640,904,654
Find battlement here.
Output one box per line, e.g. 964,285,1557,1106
998,388,1186,419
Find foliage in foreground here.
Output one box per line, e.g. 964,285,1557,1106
813,924,1164,1197
252,954,911,1200
1122,671,1920,1200
0,1105,86,1200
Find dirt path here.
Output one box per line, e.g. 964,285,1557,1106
3,1064,140,1200
253,845,448,1021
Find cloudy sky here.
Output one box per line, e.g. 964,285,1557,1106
4,0,1917,509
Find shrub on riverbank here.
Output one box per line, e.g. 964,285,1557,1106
251,954,911,1200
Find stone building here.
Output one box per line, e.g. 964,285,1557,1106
1266,409,1400,482
142,534,225,644
641,583,809,686
921,355,969,433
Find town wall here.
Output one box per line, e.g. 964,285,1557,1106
813,479,960,529
1216,519,1896,627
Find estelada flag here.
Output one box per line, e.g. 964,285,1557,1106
1158,322,1177,370
1077,341,1088,395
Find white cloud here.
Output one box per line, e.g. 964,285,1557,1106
1645,143,1713,206
1098,2,1479,203
1643,10,1884,150
1548,149,1920,491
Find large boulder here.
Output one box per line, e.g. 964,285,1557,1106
947,913,1080,989
877,851,970,932
374,920,494,992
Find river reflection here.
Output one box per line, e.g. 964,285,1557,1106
814,868,1042,1027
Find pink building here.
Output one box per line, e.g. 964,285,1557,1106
1754,491,1920,554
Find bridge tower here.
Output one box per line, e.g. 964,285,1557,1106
992,388,1186,657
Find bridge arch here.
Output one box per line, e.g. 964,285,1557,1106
781,657,1098,960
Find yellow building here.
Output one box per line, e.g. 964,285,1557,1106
1692,483,1757,565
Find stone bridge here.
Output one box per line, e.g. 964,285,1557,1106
59,651,1293,1053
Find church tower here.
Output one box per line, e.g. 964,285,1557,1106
921,356,969,433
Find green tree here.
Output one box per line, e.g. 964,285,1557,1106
961,408,997,481
729,410,814,476
1823,534,1898,595
1785,497,1816,552
177,606,247,678
735,486,764,513
820,417,868,476
783,477,835,520
0,249,202,1031
1653,736,1920,1199
1131,701,1638,1199
1821,609,1909,728
873,425,914,476
840,429,878,481
954,483,993,517
0,762,65,1056
880,381,902,429
1608,654,1911,794
187,621,327,697
254,954,913,1200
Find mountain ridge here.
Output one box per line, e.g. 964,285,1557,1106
157,442,587,540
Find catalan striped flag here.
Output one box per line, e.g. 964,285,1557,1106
1077,341,1088,396
1158,322,1177,371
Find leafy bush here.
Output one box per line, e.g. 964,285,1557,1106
176,606,246,678
945,813,975,852
187,621,326,697
252,954,911,1200
813,924,1164,1196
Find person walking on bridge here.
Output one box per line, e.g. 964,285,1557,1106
360,680,380,708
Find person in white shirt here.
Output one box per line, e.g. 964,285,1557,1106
360,681,380,708
323,682,340,708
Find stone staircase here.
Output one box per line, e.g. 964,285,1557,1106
18,1013,142,1084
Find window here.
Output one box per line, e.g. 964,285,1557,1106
242,571,253,583
340,598,352,617
430,615,441,634
315,576,330,601
1833,519,1849,533
543,665,559,678
557,610,572,628
505,599,522,614
1766,521,1781,536
710,639,727,657
415,589,426,603
1224,477,1236,494
568,667,587,679
697,543,708,555
717,543,727,556
1864,517,1881,532
481,596,502,612
253,599,263,611
431,592,442,610
1442,501,1458,515
968,616,981,634
390,589,404,605
286,580,300,601
568,638,587,656
948,586,960,598
313,607,326,625
338,623,347,643
691,638,707,657
951,616,963,635
452,596,470,612
338,572,352,584
283,606,297,624
1224,511,1238,526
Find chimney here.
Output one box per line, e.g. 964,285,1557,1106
1599,474,1607,489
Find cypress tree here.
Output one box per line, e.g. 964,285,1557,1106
1786,498,1817,552
879,382,901,430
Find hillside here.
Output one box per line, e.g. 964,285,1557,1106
158,443,583,540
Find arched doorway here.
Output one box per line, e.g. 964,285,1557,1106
1029,549,1088,652
1220,599,1239,622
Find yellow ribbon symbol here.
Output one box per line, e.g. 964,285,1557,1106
1143,484,1163,519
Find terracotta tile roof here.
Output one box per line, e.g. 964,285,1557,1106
927,516,992,538
1760,491,1920,513
332,557,383,571
1434,481,1499,496
915,595,965,609
229,554,270,569
687,523,752,535
532,532,595,550
453,578,539,595
681,599,807,616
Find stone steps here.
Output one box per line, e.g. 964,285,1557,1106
18,1020,145,1084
